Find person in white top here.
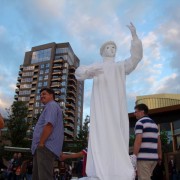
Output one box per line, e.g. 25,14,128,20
75,22,143,180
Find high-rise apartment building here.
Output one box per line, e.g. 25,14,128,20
15,42,84,140
136,93,180,109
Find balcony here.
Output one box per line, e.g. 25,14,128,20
52,71,62,76
14,95,18,100
69,66,76,72
67,90,76,97
29,99,35,104
54,90,61,95
68,73,75,78
33,75,38,79
30,94,35,97
68,84,76,91
15,89,19,94
17,77,21,82
64,129,74,138
51,82,61,88
18,71,22,76
31,87,36,91
54,59,64,63
66,103,75,110
51,77,61,82
64,116,74,123
66,97,76,102
16,82,20,87
27,114,33,118
68,78,77,84
52,65,64,70
65,109,75,116
64,123,74,130
28,105,33,111
32,80,37,85
34,68,39,72
20,65,23,70
55,97,61,102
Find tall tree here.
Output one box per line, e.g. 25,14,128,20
7,101,29,147
75,115,90,151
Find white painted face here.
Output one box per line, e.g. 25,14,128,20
103,44,116,57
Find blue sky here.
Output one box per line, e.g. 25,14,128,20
0,0,180,119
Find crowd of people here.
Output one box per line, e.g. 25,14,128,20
0,152,33,180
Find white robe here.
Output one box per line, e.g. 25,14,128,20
75,37,143,180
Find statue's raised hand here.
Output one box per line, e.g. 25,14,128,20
127,22,137,38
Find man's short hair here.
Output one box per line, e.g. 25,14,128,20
134,103,149,114
40,88,55,99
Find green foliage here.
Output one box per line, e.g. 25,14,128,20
129,135,135,147
160,130,170,153
160,130,168,146
75,115,89,151
7,101,29,147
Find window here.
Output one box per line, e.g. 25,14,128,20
44,75,48,80
22,72,34,77
40,70,44,75
45,69,49,74
39,76,43,81
20,84,32,89
35,102,39,107
46,63,50,68
38,82,42,87
36,95,40,100
40,64,44,69
21,78,33,82
61,81,66,86
19,90,31,95
31,48,52,63
34,109,39,114
23,66,34,71
55,47,68,54
43,81,48,86
18,97,30,101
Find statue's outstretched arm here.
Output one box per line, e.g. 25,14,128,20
124,22,143,75
127,22,138,40
75,64,103,81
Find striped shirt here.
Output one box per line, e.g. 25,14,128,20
135,116,159,161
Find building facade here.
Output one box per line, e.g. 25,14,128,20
15,42,84,140
136,93,180,109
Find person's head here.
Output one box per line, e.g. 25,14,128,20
17,152,22,159
40,88,55,104
134,103,149,119
100,41,117,58
13,153,18,159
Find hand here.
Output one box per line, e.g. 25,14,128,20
38,143,44,147
60,153,68,161
130,154,137,170
127,22,137,38
87,66,103,77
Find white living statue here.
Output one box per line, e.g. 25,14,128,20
75,23,143,180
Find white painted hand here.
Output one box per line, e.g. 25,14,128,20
127,22,137,38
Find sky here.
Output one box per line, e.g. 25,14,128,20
0,0,180,119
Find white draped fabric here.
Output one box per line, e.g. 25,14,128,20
76,37,142,180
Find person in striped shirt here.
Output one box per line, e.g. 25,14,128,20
133,103,162,180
